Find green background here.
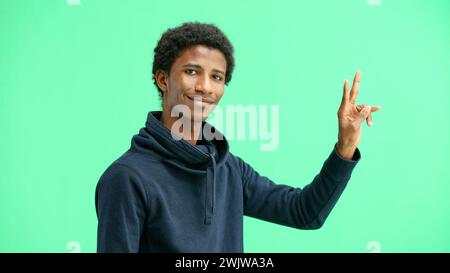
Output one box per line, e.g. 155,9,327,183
1,0,449,253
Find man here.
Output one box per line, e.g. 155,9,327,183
95,22,380,253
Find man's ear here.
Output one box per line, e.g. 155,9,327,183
155,69,169,94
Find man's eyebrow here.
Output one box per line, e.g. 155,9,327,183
212,68,226,76
182,63,225,75
182,63,202,69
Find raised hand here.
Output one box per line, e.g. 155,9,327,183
336,70,381,160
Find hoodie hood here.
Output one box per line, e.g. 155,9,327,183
130,111,229,225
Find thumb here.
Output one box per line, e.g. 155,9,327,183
359,105,371,121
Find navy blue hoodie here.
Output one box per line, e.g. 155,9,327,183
95,111,360,253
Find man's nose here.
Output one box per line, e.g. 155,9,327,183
195,74,213,95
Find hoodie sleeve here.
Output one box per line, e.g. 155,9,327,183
240,144,360,229
95,163,148,253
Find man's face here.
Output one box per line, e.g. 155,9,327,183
160,44,227,121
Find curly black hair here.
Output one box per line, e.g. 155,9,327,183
152,22,235,99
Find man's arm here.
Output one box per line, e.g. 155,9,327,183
240,144,360,229
95,163,147,253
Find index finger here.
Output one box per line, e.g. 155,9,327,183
350,70,361,104
341,79,349,104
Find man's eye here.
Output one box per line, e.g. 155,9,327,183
213,75,223,81
185,69,196,75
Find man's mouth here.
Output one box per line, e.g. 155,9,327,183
186,94,215,105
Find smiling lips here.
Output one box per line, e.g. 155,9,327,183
186,94,215,104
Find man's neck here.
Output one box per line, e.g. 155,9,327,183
161,110,202,146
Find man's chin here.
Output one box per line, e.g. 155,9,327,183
190,106,215,122
190,113,209,122
170,102,215,122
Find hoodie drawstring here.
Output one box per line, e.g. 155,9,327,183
204,147,217,225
